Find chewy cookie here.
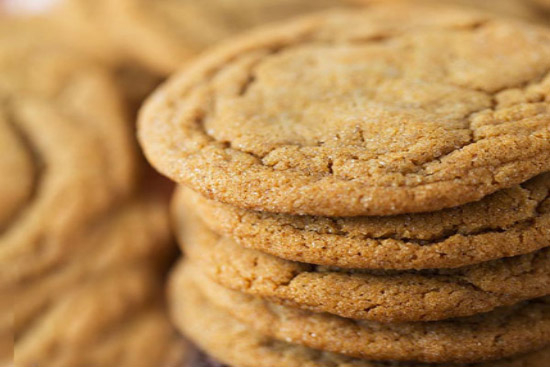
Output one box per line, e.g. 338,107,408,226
171,270,550,367
174,262,550,364
140,2,550,217
177,210,550,322
177,172,550,270
103,0,344,75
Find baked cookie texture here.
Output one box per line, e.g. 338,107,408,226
170,266,550,367
139,2,550,217
177,172,550,270
177,210,550,322
175,262,550,364
1,19,182,367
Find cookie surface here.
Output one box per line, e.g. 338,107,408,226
178,172,550,270
140,2,550,217
177,211,550,322
175,262,550,363
172,270,550,367
104,0,344,75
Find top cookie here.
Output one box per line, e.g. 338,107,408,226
103,0,344,75
140,2,550,216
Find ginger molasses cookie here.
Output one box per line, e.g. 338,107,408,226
140,2,550,216
173,264,550,364
178,172,550,270
103,0,344,75
172,273,550,367
177,214,550,322
0,34,136,286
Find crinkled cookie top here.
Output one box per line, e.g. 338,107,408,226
141,2,550,216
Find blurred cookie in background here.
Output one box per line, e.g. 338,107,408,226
348,0,549,23
54,0,346,76
0,15,182,367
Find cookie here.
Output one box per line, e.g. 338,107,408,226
140,2,550,217
102,0,345,75
172,271,550,367
14,266,183,367
177,212,550,322
175,262,550,364
0,28,137,286
177,172,550,270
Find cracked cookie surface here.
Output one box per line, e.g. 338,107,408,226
176,211,550,322
172,269,550,367
140,2,550,216
177,173,550,270
176,263,550,364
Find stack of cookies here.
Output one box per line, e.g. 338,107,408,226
139,2,550,366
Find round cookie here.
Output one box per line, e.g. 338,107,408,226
102,0,345,75
177,172,550,270
0,30,137,287
140,2,550,217
175,262,550,364
177,213,550,322
172,273,550,367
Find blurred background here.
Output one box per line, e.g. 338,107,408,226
1,0,549,366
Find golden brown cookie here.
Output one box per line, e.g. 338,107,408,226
0,28,137,286
174,262,550,364
177,212,550,322
171,271,550,367
177,172,550,270
102,0,345,75
140,2,550,217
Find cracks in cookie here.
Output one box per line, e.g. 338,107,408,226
168,16,550,196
